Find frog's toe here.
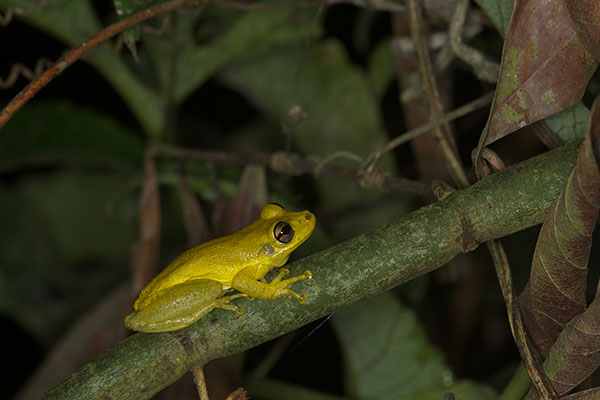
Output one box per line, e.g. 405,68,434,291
215,295,246,315
271,268,290,284
280,270,312,287
285,289,308,303
297,293,308,304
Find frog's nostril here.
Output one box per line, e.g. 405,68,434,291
305,214,311,220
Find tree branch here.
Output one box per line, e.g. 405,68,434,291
40,141,580,400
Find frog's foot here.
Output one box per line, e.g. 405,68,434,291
232,269,312,303
215,293,248,315
271,270,312,304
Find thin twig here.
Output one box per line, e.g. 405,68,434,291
287,0,326,150
0,58,53,89
151,143,431,196
0,0,206,129
479,143,557,398
487,240,558,400
407,0,470,189
380,91,494,155
449,0,499,83
191,365,210,400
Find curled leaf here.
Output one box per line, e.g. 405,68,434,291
566,0,600,60
130,153,161,299
520,97,600,356
532,295,600,396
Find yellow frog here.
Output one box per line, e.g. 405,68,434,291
125,203,315,333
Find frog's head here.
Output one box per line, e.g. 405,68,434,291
259,203,316,263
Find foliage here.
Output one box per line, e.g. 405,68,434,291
1,0,600,399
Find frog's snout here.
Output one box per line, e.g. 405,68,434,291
302,211,316,233
303,211,316,226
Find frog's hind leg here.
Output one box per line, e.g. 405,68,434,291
232,267,312,303
125,280,246,333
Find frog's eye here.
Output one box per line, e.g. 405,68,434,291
273,221,295,244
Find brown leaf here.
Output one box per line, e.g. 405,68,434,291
533,295,600,395
178,171,211,247
480,0,598,148
520,97,600,357
566,0,600,60
561,387,600,399
213,165,268,237
130,153,161,301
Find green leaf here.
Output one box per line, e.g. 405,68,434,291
473,0,515,35
0,186,50,319
244,379,349,400
144,7,316,104
0,173,135,340
0,101,143,171
17,170,137,263
521,98,600,356
223,40,386,160
0,0,100,45
332,293,497,400
368,39,396,98
544,102,589,143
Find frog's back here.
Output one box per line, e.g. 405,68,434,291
135,229,259,307
166,234,255,282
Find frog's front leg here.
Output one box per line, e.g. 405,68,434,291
125,279,245,333
232,266,312,303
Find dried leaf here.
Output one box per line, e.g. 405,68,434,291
130,153,161,298
479,0,598,148
520,98,600,356
178,172,210,247
566,0,600,60
535,295,600,395
561,387,600,399
212,165,268,237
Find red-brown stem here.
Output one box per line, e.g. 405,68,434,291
0,0,205,129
